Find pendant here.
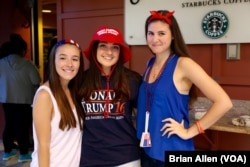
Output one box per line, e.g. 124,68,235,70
140,132,152,147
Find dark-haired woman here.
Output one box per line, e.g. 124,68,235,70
0,33,41,162
136,10,232,166
79,26,142,167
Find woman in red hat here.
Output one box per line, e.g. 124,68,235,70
79,26,142,166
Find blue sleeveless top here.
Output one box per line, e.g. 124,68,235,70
136,55,194,162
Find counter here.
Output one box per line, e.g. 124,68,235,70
189,97,250,150
190,97,250,135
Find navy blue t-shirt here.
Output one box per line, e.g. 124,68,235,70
80,71,141,166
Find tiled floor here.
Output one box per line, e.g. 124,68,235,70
0,140,30,167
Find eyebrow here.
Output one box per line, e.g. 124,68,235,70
99,42,119,46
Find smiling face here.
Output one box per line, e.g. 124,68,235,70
55,44,81,82
147,20,173,56
96,42,120,73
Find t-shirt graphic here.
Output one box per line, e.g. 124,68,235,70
81,89,125,120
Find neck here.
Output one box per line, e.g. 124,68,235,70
102,66,111,76
60,79,69,90
154,50,172,65
101,63,117,78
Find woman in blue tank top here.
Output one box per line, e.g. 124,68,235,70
136,10,233,167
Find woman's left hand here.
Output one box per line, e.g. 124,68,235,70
160,118,189,140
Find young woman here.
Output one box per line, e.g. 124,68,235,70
136,10,233,166
79,26,142,166
30,39,84,167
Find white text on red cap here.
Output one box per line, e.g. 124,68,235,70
97,28,119,36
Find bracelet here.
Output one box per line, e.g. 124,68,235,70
196,121,205,134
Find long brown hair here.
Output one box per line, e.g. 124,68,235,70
145,10,197,104
48,42,85,130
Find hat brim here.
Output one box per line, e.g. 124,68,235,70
83,41,131,63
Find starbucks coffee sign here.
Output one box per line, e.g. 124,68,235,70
202,10,229,39
125,0,250,44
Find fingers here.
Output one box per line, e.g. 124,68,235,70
161,126,174,137
160,118,176,137
160,118,185,138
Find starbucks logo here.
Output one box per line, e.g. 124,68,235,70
202,10,229,39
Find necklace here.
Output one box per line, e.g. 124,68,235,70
145,53,175,113
151,64,164,80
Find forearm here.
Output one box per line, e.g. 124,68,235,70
187,99,232,138
38,144,50,167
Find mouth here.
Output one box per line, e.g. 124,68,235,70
151,43,161,47
103,55,113,60
63,69,75,73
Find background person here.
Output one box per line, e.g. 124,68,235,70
0,33,41,162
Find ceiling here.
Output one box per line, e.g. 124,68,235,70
42,0,56,5
42,0,56,14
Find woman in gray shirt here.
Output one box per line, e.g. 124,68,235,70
0,33,41,162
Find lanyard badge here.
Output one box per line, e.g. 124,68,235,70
140,111,152,147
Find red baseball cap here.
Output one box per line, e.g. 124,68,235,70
84,26,131,63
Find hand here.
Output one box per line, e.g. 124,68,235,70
160,118,189,140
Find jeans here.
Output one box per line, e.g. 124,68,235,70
141,149,165,167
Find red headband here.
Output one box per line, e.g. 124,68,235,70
149,11,175,25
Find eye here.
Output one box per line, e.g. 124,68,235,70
59,56,66,60
98,43,107,49
159,32,166,36
147,31,154,36
112,45,120,51
72,56,80,61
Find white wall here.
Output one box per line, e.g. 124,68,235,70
125,0,250,45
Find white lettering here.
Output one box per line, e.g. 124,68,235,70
168,155,192,162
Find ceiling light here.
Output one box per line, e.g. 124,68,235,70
42,10,52,13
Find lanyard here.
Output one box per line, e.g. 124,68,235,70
93,57,117,118
140,54,175,146
145,54,174,113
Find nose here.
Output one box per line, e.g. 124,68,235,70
152,34,159,42
106,47,113,54
66,59,73,66
106,46,118,55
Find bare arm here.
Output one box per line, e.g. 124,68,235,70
161,57,232,139
33,88,53,167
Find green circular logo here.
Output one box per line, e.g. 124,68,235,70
202,10,229,39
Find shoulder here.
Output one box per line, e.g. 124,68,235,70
124,68,142,82
177,56,202,72
35,88,50,101
175,56,208,81
34,85,51,103
33,85,53,111
176,56,211,84
124,67,141,76
24,59,37,68
177,56,194,65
